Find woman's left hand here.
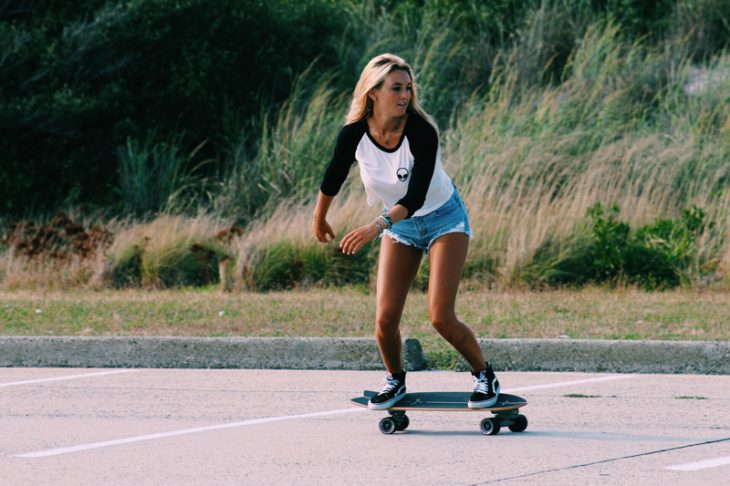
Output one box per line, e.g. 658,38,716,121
339,223,379,255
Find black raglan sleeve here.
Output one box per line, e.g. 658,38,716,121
319,123,359,196
396,115,439,217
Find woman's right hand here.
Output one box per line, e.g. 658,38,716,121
312,218,336,243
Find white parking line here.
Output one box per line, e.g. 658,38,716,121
667,456,730,471
0,369,140,388
506,374,635,393
14,373,634,459
15,408,364,458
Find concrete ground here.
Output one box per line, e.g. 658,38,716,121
1,368,729,485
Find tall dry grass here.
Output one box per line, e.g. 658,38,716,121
443,26,730,285
237,22,730,289
0,213,124,290
0,249,104,290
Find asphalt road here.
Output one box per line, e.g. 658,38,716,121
2,368,729,485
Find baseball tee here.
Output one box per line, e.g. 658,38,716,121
319,111,453,218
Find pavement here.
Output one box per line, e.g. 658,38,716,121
2,368,729,485
1,336,730,374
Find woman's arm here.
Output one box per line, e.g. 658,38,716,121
339,204,409,255
312,191,336,243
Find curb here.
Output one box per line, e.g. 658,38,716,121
0,336,728,374
0,336,424,371
477,338,730,375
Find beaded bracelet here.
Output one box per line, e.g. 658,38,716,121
373,215,393,233
373,218,386,232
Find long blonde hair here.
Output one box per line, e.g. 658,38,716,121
345,53,437,131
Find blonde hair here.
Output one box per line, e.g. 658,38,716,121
345,53,437,131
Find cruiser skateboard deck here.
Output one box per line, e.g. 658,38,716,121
351,390,528,435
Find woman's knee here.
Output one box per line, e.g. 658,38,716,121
429,310,458,337
375,309,401,337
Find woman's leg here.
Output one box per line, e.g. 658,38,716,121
375,235,423,373
427,233,486,372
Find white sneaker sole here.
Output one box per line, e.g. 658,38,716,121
468,386,501,409
368,390,406,410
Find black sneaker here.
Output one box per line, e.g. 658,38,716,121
368,370,406,410
468,362,500,409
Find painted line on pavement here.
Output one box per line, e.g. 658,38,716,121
15,373,634,459
14,408,364,458
0,369,140,388
667,456,730,471
506,374,635,393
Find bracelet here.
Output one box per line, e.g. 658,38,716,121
373,215,393,233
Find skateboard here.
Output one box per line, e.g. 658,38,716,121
351,390,528,435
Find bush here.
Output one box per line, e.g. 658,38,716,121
244,241,375,291
107,215,232,288
526,203,712,289
149,241,226,288
109,243,144,288
635,205,711,282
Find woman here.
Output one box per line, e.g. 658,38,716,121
312,53,500,409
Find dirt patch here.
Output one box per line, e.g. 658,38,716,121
1,213,113,261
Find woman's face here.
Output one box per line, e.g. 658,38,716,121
371,69,412,118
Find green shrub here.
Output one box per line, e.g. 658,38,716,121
111,240,229,289
109,243,144,288
246,242,304,291
635,205,711,283
245,241,375,291
525,203,712,289
107,215,232,288
150,241,226,288
587,203,638,282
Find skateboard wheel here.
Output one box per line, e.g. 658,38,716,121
480,417,501,435
379,417,397,435
508,414,528,433
395,415,410,431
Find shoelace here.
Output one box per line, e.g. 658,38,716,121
472,373,490,394
379,375,400,395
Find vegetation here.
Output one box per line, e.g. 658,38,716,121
1,288,728,352
1,0,729,291
525,203,714,289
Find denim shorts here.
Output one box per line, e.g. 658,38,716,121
383,187,473,253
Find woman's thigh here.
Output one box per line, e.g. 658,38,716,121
427,232,469,321
376,235,423,327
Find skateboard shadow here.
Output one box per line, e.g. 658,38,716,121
399,430,526,437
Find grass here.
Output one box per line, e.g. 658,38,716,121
2,12,729,292
218,24,730,291
1,288,727,348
